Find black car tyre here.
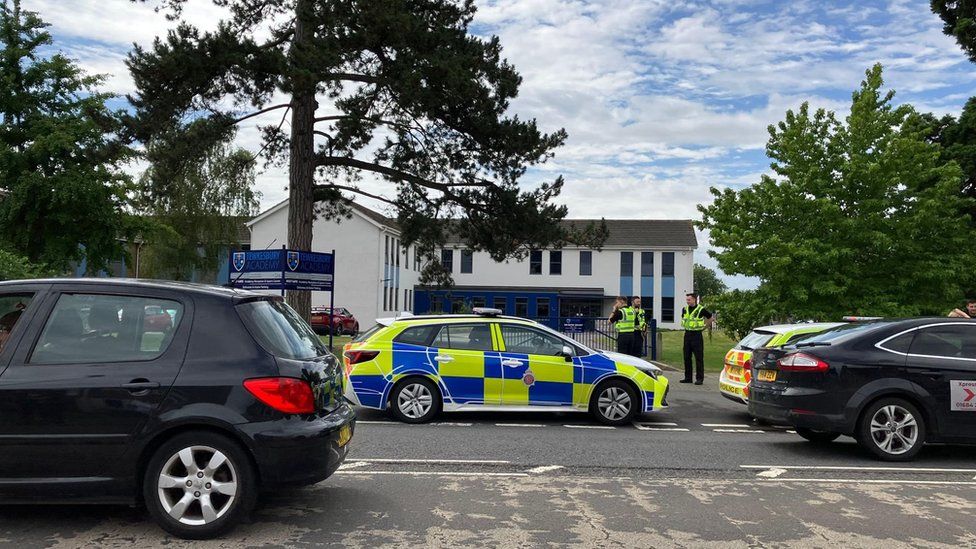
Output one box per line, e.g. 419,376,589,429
351,323,359,336
390,377,441,423
144,431,257,540
856,398,926,461
332,323,344,336
590,379,638,426
795,428,841,444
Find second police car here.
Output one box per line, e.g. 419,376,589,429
342,309,668,425
719,323,844,403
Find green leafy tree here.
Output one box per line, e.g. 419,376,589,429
699,65,975,321
0,0,137,273
0,248,54,280
693,264,727,301
710,289,780,341
137,126,259,281
932,0,976,62
127,0,606,317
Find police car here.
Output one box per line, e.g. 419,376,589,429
719,323,844,404
342,309,669,425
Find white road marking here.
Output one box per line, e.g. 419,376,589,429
633,421,678,426
755,468,788,478
634,426,691,432
786,430,796,434
741,465,976,473
713,428,766,434
357,420,401,425
354,458,511,464
336,471,529,477
432,422,474,427
337,461,370,470
495,423,546,428
761,478,976,486
525,465,565,474
564,424,615,430
702,423,751,428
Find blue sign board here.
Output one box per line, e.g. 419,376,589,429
562,317,585,334
228,249,334,291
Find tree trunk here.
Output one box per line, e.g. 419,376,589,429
285,0,316,320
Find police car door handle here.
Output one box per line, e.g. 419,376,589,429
434,355,454,363
501,359,523,367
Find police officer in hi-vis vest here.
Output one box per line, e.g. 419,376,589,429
609,296,635,355
680,292,713,385
631,296,646,357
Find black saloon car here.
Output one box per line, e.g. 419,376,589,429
749,318,976,461
0,279,354,538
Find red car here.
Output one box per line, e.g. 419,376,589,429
310,307,359,336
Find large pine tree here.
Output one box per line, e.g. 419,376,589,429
128,0,605,317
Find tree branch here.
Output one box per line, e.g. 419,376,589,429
321,73,383,85
315,155,494,191
231,103,290,125
313,184,397,206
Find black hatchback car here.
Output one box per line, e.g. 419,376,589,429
0,279,354,538
749,318,976,461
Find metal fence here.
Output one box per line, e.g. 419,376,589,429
538,316,657,360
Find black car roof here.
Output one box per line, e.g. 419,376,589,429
0,278,271,301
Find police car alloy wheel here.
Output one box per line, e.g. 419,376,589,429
591,380,638,426
143,431,256,539
856,398,926,461
391,377,440,423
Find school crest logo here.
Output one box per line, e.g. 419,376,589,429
522,369,535,387
286,251,300,271
232,252,246,272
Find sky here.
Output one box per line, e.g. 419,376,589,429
27,0,976,289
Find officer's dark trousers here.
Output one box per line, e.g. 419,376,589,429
617,332,634,355
683,331,704,381
631,331,644,357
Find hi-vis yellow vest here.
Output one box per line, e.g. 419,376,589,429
682,304,706,331
615,307,636,333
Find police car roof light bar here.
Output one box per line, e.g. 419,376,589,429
473,307,503,317
842,316,884,322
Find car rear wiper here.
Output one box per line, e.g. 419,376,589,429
795,341,832,348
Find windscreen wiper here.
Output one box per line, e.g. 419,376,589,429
795,341,832,348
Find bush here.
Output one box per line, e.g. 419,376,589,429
0,249,55,280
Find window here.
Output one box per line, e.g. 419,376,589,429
441,249,454,272
404,289,408,312
493,296,507,312
431,324,494,351
394,283,399,311
451,299,464,313
461,250,473,274
620,251,633,277
383,286,388,311
515,297,528,317
431,296,443,313
415,249,421,271
737,330,775,350
0,293,34,353
579,251,592,276
236,299,327,360
878,332,914,354
537,298,551,318
662,297,675,323
499,324,568,356
394,325,439,346
472,296,486,309
548,250,562,275
395,239,401,268
529,250,542,275
908,325,976,359
32,293,185,364
662,252,675,276
641,252,653,276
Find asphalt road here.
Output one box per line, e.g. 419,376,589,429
3,379,976,548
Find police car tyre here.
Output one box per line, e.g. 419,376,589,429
390,377,441,423
856,397,926,461
795,428,841,444
143,431,256,540
590,379,638,426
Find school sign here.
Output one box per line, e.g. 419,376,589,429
228,248,335,292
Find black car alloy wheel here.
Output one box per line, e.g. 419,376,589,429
857,398,926,461
144,431,257,539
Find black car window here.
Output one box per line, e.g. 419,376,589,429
879,331,915,354
909,325,976,360
31,293,184,364
394,325,439,347
500,324,568,356
432,324,494,352
0,293,34,353
236,299,328,360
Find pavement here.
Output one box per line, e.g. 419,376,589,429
2,380,976,548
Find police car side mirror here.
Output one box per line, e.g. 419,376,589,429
560,345,574,361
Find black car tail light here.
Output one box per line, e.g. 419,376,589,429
777,352,829,372
243,377,316,414
344,350,379,365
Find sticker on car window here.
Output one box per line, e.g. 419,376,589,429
950,380,976,411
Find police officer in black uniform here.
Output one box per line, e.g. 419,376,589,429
608,296,635,354
680,292,713,385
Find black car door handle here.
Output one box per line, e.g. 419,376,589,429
918,370,944,379
122,379,160,393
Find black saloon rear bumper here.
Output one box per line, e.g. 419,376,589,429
749,384,849,433
238,402,356,488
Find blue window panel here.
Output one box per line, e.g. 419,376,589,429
529,381,573,405
441,376,484,404
619,276,633,297
640,276,653,297
662,276,675,298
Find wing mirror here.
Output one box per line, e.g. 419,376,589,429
560,345,574,362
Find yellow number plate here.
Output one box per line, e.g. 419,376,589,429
757,370,777,382
337,424,352,447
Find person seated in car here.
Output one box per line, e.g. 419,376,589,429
948,299,976,318
0,309,23,351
